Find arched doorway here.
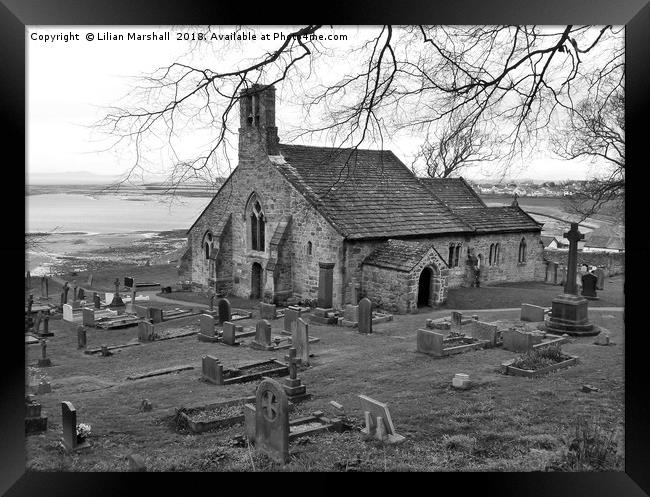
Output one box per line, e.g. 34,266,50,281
251,263,263,299
417,267,433,307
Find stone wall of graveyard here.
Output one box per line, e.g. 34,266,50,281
346,231,545,306
188,127,345,306
544,249,625,276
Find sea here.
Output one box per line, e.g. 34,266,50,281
26,192,211,275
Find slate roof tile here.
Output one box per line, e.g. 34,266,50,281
419,177,487,209
455,206,542,233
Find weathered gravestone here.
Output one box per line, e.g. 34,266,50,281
41,314,50,337
201,355,220,384
77,326,87,349
38,340,52,367
137,321,156,342
463,320,499,347
61,401,88,451
72,283,78,302
33,311,42,334
452,373,471,390
581,273,599,299
594,268,605,290
77,288,85,301
217,298,231,324
342,304,359,327
283,307,301,334
251,320,273,350
416,329,444,355
520,303,546,322
135,305,148,319
25,396,48,433
260,302,277,320
148,307,164,324
62,304,74,322
502,329,543,353
283,347,310,402
124,276,134,288
358,394,405,444
198,314,218,342
318,262,335,309
222,321,242,346
451,311,463,326
292,318,310,366
109,279,125,308
87,273,93,287
82,308,95,327
545,261,559,284
358,298,373,334
93,292,101,309
254,378,290,464
62,282,70,303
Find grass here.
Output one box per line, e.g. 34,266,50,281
24,267,625,471
511,344,568,370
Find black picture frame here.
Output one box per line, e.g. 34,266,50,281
3,1,647,495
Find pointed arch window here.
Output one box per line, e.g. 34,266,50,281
203,232,214,260
307,241,313,256
518,238,527,263
448,243,462,267
247,197,266,252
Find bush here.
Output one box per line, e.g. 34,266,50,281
512,344,566,370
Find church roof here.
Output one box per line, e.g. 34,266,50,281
275,144,472,239
454,206,543,233
418,177,487,209
362,239,447,272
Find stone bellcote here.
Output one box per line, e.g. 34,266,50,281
238,84,280,156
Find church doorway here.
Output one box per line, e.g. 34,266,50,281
417,266,433,307
251,262,263,299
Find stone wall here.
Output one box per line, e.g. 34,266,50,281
544,249,625,276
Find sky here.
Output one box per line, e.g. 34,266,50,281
27,25,617,183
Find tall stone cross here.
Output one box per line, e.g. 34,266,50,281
285,347,298,380
563,222,585,295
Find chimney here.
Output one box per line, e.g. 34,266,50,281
238,84,280,156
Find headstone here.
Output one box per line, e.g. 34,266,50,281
283,347,309,402
502,329,543,353
63,282,70,303
254,378,290,464
292,318,310,366
260,302,276,320
37,379,52,394
26,271,31,290
545,261,558,284
101,345,112,357
77,288,85,301
33,311,42,334
199,314,216,337
358,394,405,444
217,298,231,324
124,276,134,288
564,223,584,295
77,326,87,349
135,305,148,319
416,329,444,356
581,273,598,299
252,320,273,350
40,276,46,296
343,304,359,322
452,373,471,389
60,292,66,308
594,268,605,290
451,311,463,326
317,262,335,308
138,321,156,342
93,292,101,309
38,340,52,367
128,454,147,472
358,298,372,334
42,315,50,335
87,273,93,287
329,401,345,416
25,397,47,433
283,307,300,334
201,355,220,384
109,278,125,307
61,401,77,451
62,304,74,322
44,277,49,298
27,294,34,314
73,284,78,301
148,307,163,323
520,303,546,322
463,320,498,347
82,308,95,327
222,321,241,346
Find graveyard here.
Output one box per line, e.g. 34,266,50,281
24,262,624,471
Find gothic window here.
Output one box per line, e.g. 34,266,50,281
203,232,213,260
307,241,313,255
448,245,454,267
489,244,494,266
495,243,500,265
448,243,462,267
519,238,527,263
247,196,266,252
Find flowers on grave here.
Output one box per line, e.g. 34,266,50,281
76,423,92,442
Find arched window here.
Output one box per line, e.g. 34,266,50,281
307,241,313,256
518,238,527,263
247,195,266,252
448,243,462,267
454,244,461,267
489,244,494,266
203,232,213,260
495,243,500,265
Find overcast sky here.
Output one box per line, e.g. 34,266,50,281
27,25,615,182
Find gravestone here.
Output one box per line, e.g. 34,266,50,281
283,307,300,334
101,345,112,357
62,282,70,303
200,314,216,336
93,292,101,309
37,379,52,394
451,311,463,326
520,303,546,322
135,305,148,319
44,277,49,298
40,276,46,296
33,311,42,334
42,315,50,336
25,271,31,290
124,276,134,288
82,308,95,327
222,321,242,346
25,396,48,434
72,283,78,302
358,298,373,334
38,340,52,367
87,273,93,287
594,268,605,290
255,378,290,464
138,321,156,342
283,347,309,402
292,318,310,366
62,304,74,322
581,273,598,299
463,320,498,347
217,298,231,324
260,302,277,320
77,288,85,301
416,329,444,356
251,320,273,350
452,373,471,390
358,394,405,444
148,307,164,324
201,355,220,384
61,401,78,451
77,326,87,349
317,262,335,309
60,292,66,308
109,278,125,308
502,329,543,353
545,223,596,336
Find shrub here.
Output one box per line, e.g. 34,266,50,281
512,344,566,370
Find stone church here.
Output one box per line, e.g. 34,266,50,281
183,84,545,313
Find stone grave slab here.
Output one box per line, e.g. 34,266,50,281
251,320,274,351
283,307,301,335
126,365,194,381
292,318,310,366
217,298,231,324
341,304,359,328
520,303,546,322
358,298,372,334
462,320,498,347
254,378,290,464
260,302,277,320
61,401,90,451
137,321,156,342
25,398,48,434
210,359,289,385
416,329,490,357
358,394,405,444
197,314,220,342
201,355,221,384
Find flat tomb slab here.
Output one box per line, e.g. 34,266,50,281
501,355,579,378
95,315,141,329
84,342,141,354
126,365,194,381
178,396,256,433
217,360,289,385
